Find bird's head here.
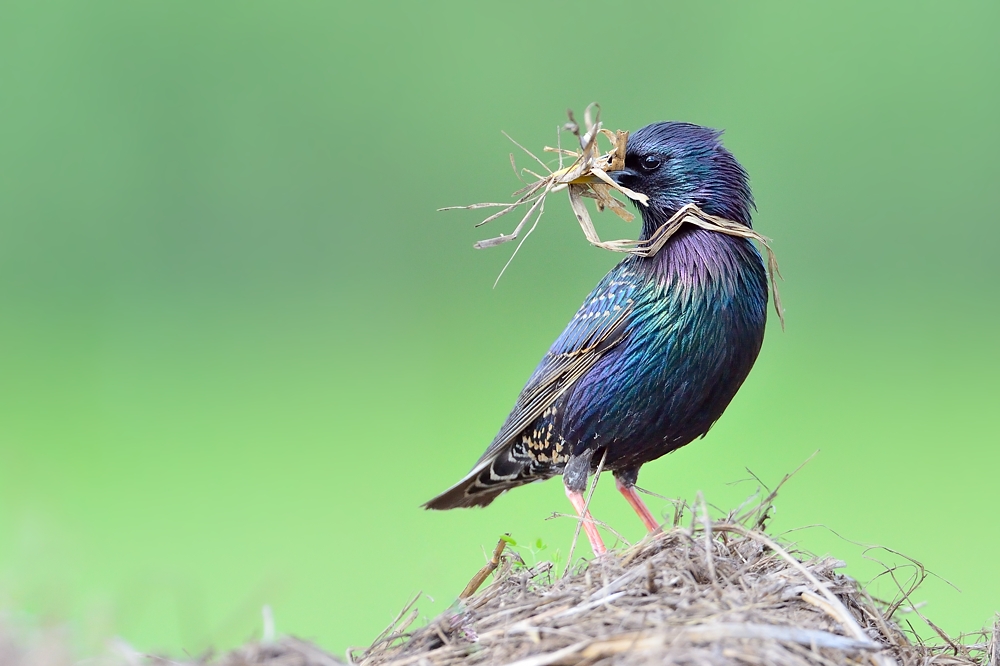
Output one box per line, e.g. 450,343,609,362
608,122,754,237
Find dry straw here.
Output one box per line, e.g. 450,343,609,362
441,104,785,327
61,484,998,666
352,480,997,666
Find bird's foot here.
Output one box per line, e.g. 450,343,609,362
564,486,607,556
615,478,661,534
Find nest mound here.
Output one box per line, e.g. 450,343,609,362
5,503,995,666
355,503,997,666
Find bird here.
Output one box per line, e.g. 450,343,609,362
424,121,769,555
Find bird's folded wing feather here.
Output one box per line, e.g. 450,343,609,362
472,280,638,468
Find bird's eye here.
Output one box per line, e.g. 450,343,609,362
640,155,661,171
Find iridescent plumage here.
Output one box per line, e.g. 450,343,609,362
426,122,769,551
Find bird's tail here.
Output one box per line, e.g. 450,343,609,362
423,445,534,510
422,475,507,509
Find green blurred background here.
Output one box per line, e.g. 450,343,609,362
1,0,997,658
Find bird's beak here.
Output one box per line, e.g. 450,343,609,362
569,167,639,187
567,167,648,205
606,167,640,187
567,172,603,185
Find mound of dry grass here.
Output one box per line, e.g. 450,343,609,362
4,489,996,666
353,491,997,666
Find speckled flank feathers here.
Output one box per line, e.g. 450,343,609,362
425,122,769,529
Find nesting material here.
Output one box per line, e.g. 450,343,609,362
5,502,995,666
441,105,784,326
354,494,996,666
440,105,647,255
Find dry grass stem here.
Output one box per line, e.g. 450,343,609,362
459,538,509,599
441,104,785,327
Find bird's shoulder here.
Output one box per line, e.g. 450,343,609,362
473,263,643,467
545,262,647,359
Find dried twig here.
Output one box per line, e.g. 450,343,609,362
368,591,421,650
459,537,509,599
990,615,999,666
696,491,723,596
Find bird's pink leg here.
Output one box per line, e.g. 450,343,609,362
616,477,661,533
564,486,607,556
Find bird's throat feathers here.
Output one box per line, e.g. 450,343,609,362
639,189,754,242
640,225,765,302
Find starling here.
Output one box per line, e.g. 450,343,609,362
425,122,769,555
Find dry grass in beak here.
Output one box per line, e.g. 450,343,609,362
442,104,784,328
440,105,644,282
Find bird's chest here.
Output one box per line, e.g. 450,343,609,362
556,231,768,458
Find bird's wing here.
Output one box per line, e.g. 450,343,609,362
423,275,639,509
475,285,636,465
